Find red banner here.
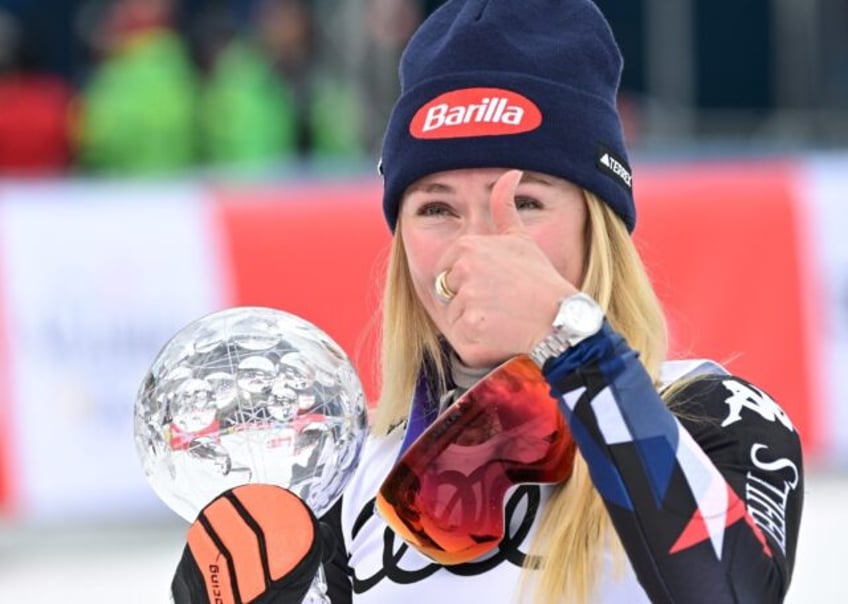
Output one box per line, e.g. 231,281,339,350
636,160,815,453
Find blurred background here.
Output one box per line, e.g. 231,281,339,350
0,0,846,601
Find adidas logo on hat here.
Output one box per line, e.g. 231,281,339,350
597,147,632,190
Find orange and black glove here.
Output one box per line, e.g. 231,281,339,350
171,484,322,604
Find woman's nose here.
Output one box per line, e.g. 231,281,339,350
464,208,497,236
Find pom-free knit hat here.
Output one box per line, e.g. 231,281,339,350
379,0,636,232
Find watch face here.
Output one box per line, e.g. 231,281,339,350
558,294,603,337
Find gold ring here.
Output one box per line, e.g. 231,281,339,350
434,270,456,303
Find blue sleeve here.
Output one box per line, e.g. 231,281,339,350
542,323,804,603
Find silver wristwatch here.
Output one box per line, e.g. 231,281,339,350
529,292,604,367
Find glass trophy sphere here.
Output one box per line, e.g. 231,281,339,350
133,307,368,522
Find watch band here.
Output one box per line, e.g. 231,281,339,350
529,330,572,367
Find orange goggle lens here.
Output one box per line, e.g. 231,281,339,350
376,355,576,566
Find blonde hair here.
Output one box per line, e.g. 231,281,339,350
372,191,669,603
523,194,668,603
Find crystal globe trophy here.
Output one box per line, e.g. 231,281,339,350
133,307,368,602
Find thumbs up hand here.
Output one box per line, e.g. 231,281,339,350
489,169,530,236
430,169,583,369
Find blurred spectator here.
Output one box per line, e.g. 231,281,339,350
357,0,421,155
77,0,198,175
197,0,363,170
194,2,298,170
254,0,363,158
0,8,75,176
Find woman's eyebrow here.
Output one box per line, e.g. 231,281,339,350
407,182,456,195
409,173,556,195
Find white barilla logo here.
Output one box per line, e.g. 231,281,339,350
410,87,542,139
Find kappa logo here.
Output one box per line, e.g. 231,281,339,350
409,87,542,139
721,379,794,431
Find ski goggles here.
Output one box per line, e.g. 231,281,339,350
376,355,575,566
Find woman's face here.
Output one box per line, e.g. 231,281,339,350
399,168,588,351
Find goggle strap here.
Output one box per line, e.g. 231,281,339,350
395,363,445,461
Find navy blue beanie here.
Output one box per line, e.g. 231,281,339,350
379,0,636,232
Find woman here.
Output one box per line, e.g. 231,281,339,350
172,1,803,602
